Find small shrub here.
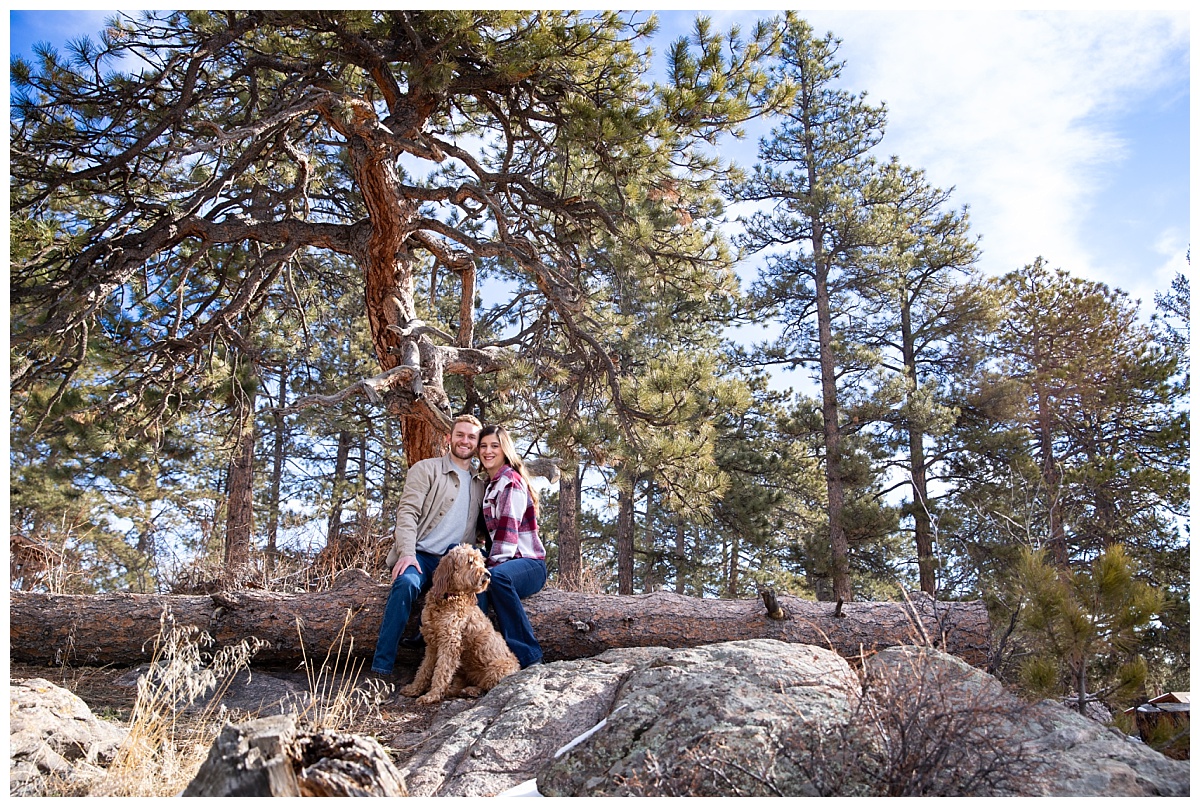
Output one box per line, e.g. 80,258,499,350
850,652,1042,796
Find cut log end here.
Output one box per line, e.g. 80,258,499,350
758,587,787,620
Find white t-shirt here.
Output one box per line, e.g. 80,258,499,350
415,463,473,556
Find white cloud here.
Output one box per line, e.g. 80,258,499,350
681,8,1188,308
803,10,1189,297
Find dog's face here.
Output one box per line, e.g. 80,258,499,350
431,544,491,600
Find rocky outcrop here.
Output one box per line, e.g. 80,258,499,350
1018,701,1190,796
538,641,861,796
861,645,1190,796
396,640,1189,797
399,648,659,796
9,678,129,796
13,641,1190,797
397,643,845,797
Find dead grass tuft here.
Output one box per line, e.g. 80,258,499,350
289,610,394,731
27,605,401,797
89,609,266,796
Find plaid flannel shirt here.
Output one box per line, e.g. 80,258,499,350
482,465,546,566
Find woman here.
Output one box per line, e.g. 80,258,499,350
476,424,547,668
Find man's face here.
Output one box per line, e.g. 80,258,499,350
448,422,481,460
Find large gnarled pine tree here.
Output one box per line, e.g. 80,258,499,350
11,10,780,466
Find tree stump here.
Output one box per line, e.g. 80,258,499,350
181,713,406,797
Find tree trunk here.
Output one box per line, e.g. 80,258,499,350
554,385,583,591
556,462,582,591
327,429,352,550
814,256,852,603
1033,372,1069,568
398,412,444,466
329,99,452,467
909,431,936,596
726,530,740,599
355,436,368,528
224,377,256,575
804,533,836,602
132,503,157,594
643,474,655,592
900,288,937,596
265,359,288,578
674,521,686,596
1076,657,1088,715
381,417,396,515
616,467,635,595
9,573,992,669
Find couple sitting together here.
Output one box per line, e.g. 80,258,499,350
371,415,546,680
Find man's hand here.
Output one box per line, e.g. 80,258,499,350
392,555,419,581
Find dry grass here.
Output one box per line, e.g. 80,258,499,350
18,607,416,798
291,611,394,731
169,516,390,596
86,610,266,797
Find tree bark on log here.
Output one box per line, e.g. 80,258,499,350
9,570,991,669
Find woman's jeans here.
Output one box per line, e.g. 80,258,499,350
478,557,547,668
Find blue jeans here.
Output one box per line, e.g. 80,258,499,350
371,550,442,675
478,558,547,668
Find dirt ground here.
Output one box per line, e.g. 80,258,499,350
10,660,453,760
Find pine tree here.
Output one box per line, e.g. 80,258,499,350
710,371,825,599
1153,270,1189,386
734,13,893,601
993,260,1188,568
857,162,994,594
939,262,1189,687
11,10,782,466
1016,544,1162,713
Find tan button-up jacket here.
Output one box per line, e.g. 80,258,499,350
385,453,487,568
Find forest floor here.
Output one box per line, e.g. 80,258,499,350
11,659,451,766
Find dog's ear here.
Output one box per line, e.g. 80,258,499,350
429,554,452,600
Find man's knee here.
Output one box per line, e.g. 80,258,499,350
389,572,423,602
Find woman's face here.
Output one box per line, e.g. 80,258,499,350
477,434,505,476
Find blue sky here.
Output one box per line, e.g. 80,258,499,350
6,6,1191,314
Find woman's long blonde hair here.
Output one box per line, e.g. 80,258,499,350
479,424,540,515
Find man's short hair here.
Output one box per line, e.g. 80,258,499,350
452,414,482,430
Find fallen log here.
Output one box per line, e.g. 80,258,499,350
8,569,991,669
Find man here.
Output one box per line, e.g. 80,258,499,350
371,414,487,677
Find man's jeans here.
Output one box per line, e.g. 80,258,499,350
478,557,547,668
371,550,442,675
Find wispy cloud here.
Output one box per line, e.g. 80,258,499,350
804,10,1189,302
688,8,1188,304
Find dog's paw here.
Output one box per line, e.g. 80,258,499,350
416,692,443,706
459,685,484,698
399,684,423,698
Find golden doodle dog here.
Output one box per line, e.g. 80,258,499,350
400,544,521,705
